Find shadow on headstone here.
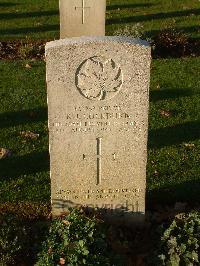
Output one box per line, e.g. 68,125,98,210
52,198,145,225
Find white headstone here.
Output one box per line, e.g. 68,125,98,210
46,37,151,224
59,0,106,38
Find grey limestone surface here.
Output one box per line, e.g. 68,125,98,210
46,36,151,223
59,0,106,38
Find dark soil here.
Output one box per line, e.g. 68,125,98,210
152,38,200,58
0,40,46,60
0,38,200,60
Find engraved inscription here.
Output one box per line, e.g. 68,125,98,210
56,188,144,201
75,56,123,101
54,188,144,213
52,118,137,134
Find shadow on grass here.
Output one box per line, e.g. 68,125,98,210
106,8,200,25
148,120,200,149
147,180,200,207
0,10,58,20
150,88,194,102
0,24,59,36
0,151,49,179
107,3,153,11
0,2,18,7
0,107,47,128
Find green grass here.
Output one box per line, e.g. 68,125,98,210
0,0,59,41
0,60,50,203
106,0,200,39
0,58,199,206
0,0,200,40
148,58,200,205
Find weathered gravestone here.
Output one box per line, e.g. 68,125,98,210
59,0,106,38
46,36,151,224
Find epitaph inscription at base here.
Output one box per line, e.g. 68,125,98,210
46,37,151,224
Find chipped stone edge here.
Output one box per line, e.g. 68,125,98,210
45,36,150,53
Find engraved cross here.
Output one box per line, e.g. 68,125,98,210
75,0,91,24
96,137,102,185
83,138,116,185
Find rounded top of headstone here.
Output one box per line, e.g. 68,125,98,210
45,36,150,51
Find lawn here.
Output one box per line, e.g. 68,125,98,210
0,0,200,40
148,57,200,205
0,58,199,207
0,60,50,204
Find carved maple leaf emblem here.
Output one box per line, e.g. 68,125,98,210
76,56,123,100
